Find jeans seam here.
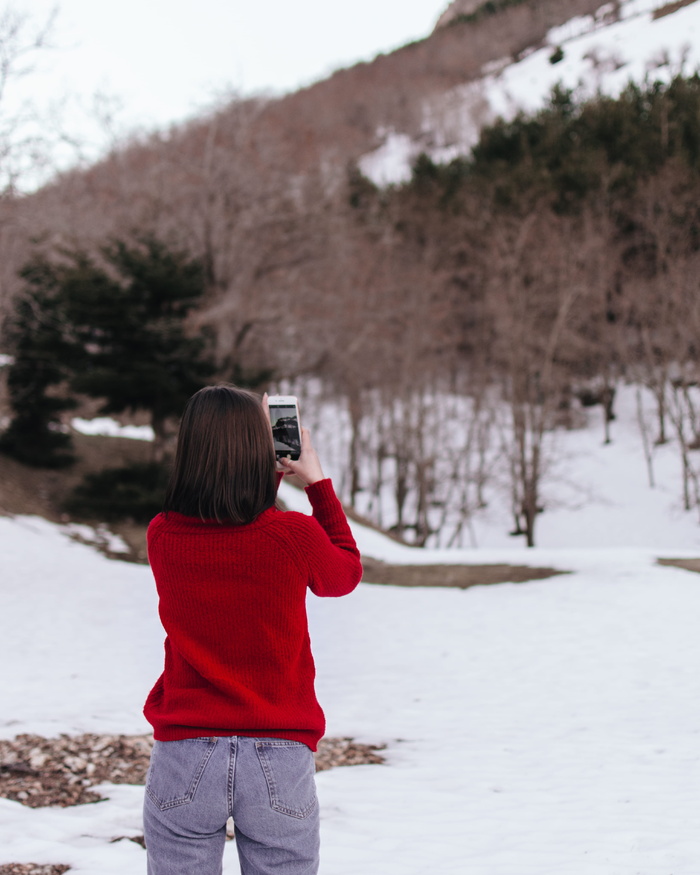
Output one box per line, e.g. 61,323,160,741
228,736,237,815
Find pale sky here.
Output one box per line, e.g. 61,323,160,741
13,0,451,138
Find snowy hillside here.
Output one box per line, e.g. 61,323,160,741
360,0,700,185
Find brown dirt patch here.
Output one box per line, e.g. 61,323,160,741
0,733,384,810
361,556,566,588
0,431,151,563
0,432,152,520
657,557,700,574
652,0,698,20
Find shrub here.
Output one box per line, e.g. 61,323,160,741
549,46,564,65
65,462,169,523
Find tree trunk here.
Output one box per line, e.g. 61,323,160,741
347,390,363,507
151,414,168,464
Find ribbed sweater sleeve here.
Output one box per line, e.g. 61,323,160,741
270,478,362,597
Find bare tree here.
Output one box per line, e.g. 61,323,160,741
621,167,700,509
488,206,585,547
0,4,59,195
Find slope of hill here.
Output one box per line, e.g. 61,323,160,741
3,0,700,545
360,0,700,184
0,0,694,317
0,0,610,306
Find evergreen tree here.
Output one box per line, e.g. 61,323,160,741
59,236,215,459
1,236,215,467
0,259,76,467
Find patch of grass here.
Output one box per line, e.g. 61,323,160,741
0,867,70,875
0,430,152,519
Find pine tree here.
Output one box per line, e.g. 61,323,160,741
1,236,215,467
59,236,215,460
0,259,76,467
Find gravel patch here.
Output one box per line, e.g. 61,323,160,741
0,734,152,808
0,867,70,875
0,733,385,809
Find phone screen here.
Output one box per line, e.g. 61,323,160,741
269,404,301,459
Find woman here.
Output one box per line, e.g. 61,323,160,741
142,385,362,875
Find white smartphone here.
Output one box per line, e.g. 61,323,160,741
267,395,302,461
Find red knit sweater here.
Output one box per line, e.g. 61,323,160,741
144,478,362,751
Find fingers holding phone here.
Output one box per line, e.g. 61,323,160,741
279,427,325,486
266,394,324,486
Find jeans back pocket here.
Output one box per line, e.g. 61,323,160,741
255,740,317,819
146,738,218,811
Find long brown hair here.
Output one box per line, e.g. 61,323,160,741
163,385,277,524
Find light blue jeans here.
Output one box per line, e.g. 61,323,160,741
143,736,320,875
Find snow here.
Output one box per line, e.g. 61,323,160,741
0,515,162,741
488,0,700,115
472,384,700,551
360,0,700,186
71,418,155,441
2,391,700,872
357,131,418,186
62,523,131,555
311,568,700,874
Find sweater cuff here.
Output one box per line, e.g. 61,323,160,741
304,478,335,502
305,478,351,530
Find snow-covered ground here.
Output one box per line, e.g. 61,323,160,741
360,0,700,185
2,391,700,873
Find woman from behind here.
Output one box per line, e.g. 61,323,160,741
142,384,362,875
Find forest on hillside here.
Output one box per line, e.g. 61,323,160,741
2,74,700,547
330,75,700,545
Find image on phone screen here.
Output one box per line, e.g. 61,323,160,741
270,405,301,459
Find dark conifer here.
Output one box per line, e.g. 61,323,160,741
58,236,215,459
0,258,76,467
0,236,215,467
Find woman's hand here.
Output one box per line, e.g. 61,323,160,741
279,427,325,486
